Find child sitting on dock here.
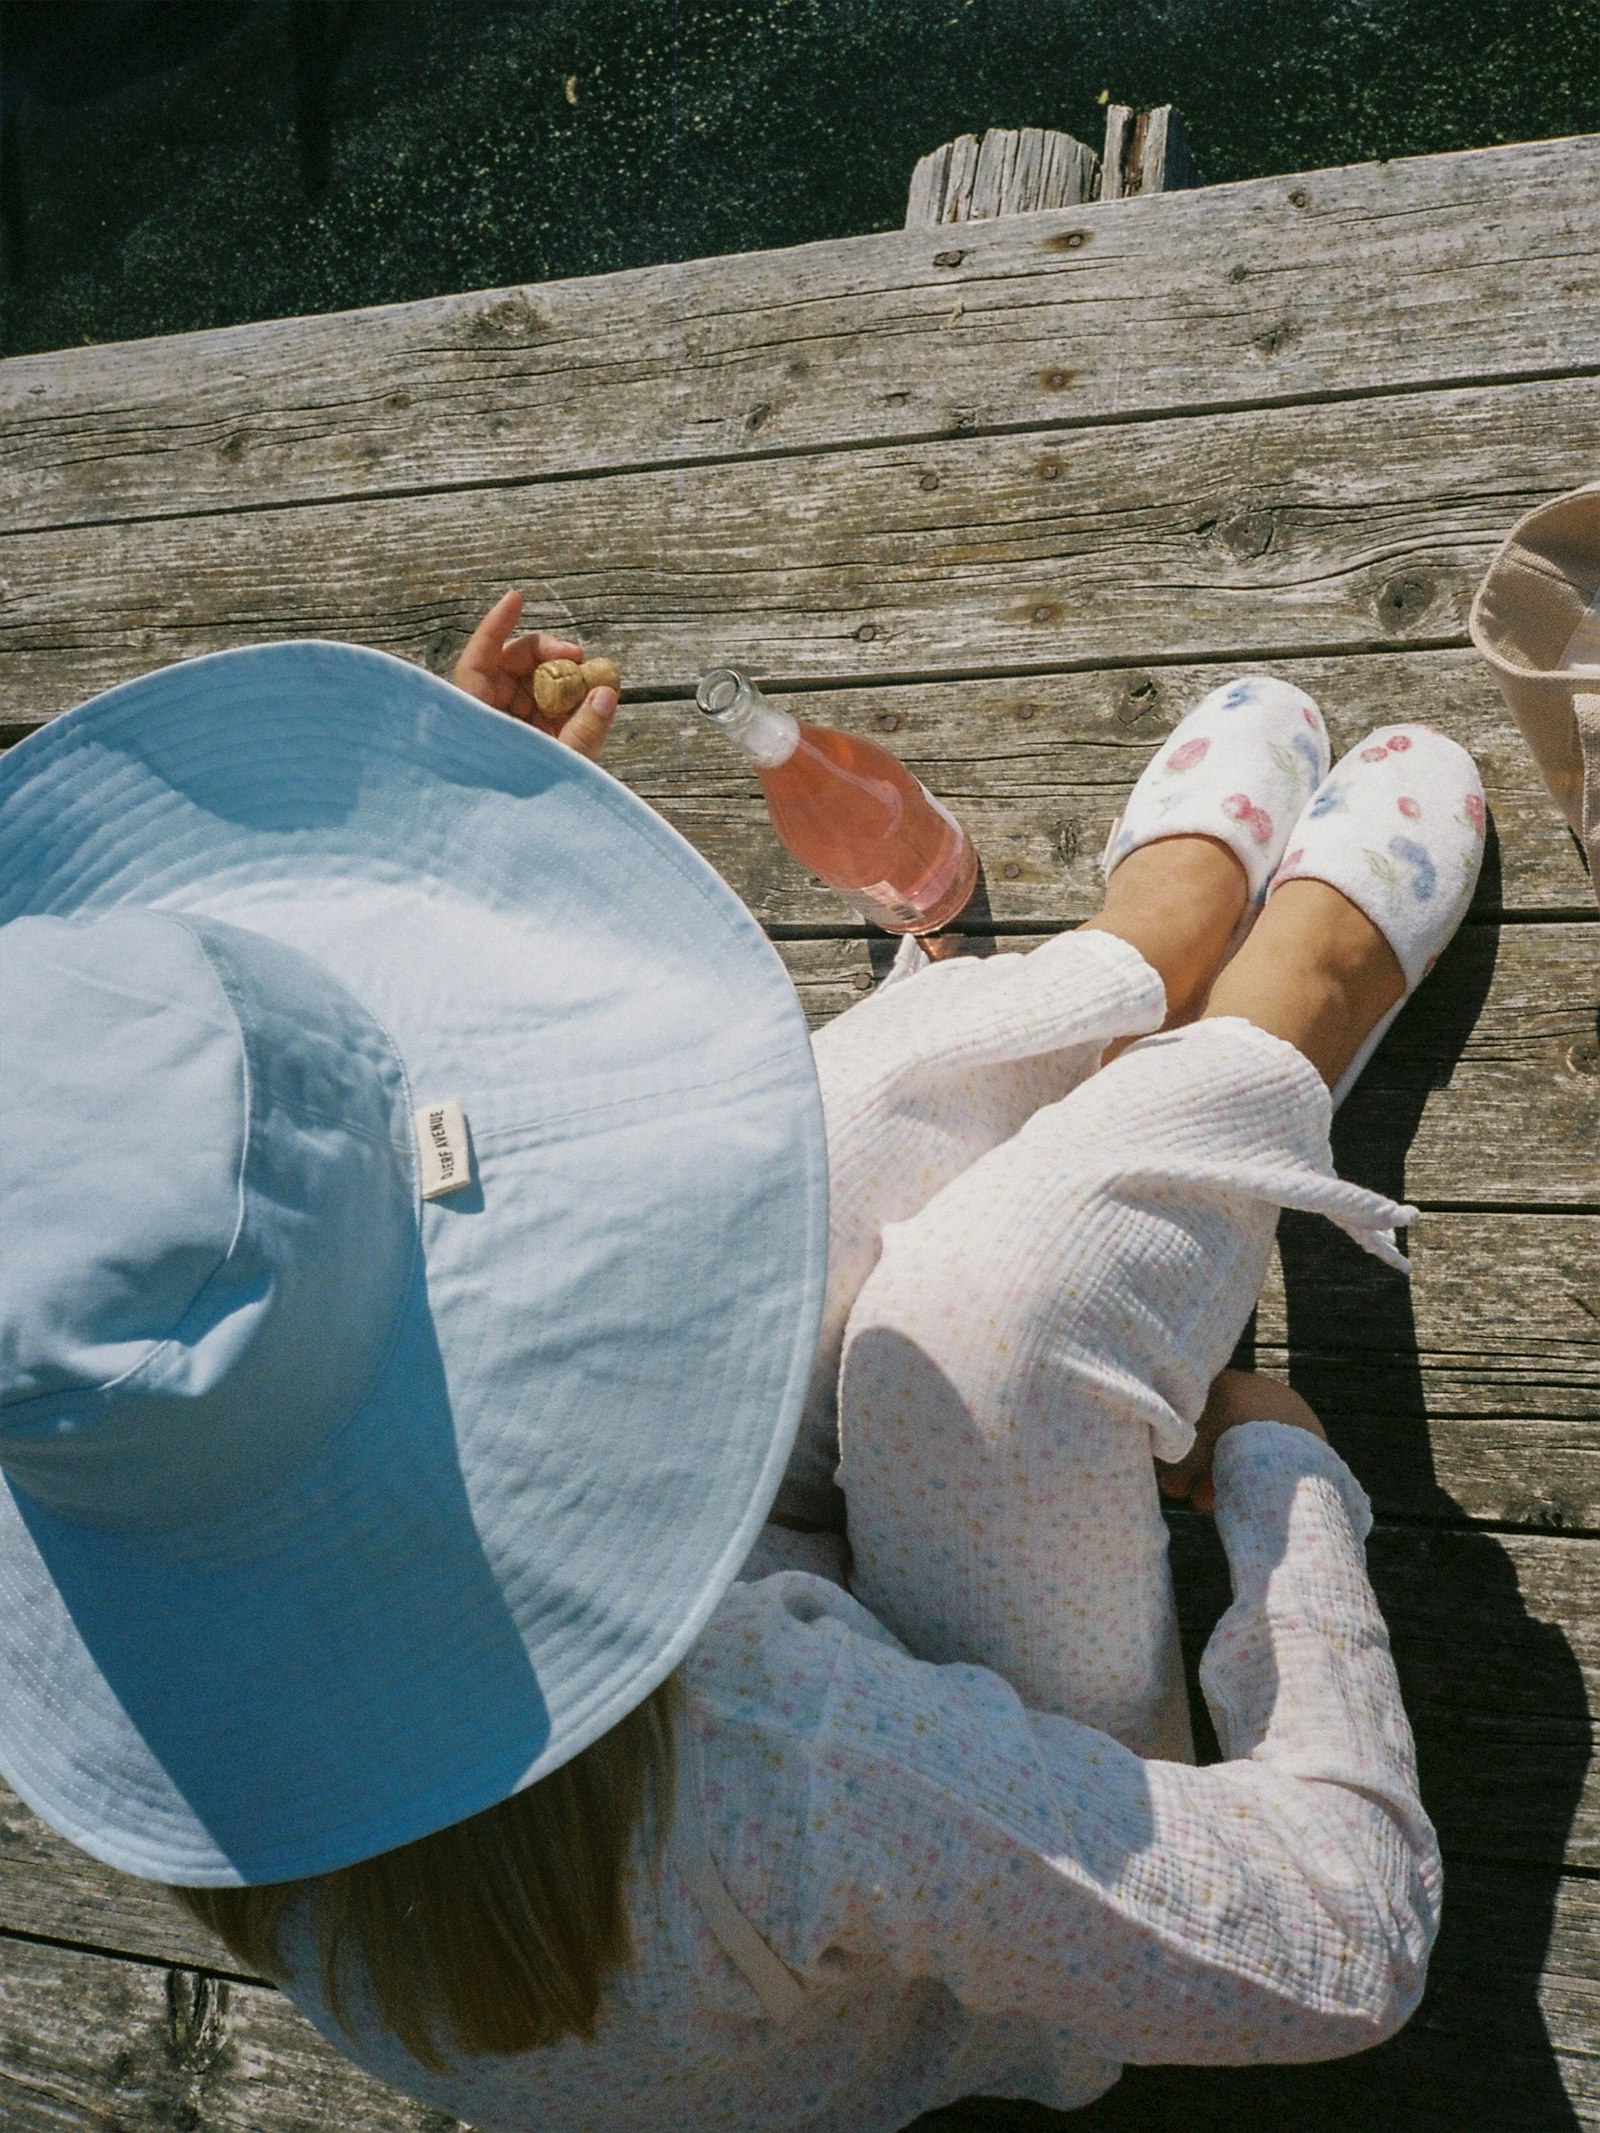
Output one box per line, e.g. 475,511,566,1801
0,595,1485,2132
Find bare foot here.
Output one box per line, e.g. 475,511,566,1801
1202,877,1405,1089
1082,834,1249,1037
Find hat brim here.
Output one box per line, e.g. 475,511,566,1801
0,643,828,1884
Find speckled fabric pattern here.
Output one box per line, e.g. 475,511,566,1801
276,931,1440,2133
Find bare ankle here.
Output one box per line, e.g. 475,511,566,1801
1083,835,1249,1031
1203,879,1405,1087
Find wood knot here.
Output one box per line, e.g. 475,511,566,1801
1116,675,1162,728
1220,511,1276,560
855,622,878,641
745,402,773,432
919,470,941,490
165,1971,230,2074
876,711,902,731
1030,603,1058,625
1039,368,1075,391
1051,818,1081,864
1039,459,1063,481
1046,229,1090,251
467,293,544,343
933,248,968,268
1252,318,1301,358
1001,861,1022,880
1288,187,1311,208
1566,1040,1599,1077
217,431,248,463
1377,572,1436,628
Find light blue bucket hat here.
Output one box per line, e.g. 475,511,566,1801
0,642,828,1886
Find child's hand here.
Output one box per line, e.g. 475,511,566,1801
450,589,618,760
1155,1368,1327,1514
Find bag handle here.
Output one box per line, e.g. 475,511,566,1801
1577,692,1600,859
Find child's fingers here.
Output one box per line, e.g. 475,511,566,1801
500,630,582,677
529,631,584,666
464,588,522,659
1155,1443,1208,1501
498,633,543,675
558,685,618,760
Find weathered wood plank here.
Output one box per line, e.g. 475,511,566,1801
775,923,1600,1207
606,649,1594,923
0,1780,234,1975
6,649,1588,920
6,372,1600,726
2,1865,1593,2132
2,138,1595,532
1166,1520,1599,1871
0,1936,462,2132
926,1867,1600,2128
1254,1214,1600,1531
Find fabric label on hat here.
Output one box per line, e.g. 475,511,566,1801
414,1101,473,1199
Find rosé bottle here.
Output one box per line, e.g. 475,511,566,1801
696,666,978,933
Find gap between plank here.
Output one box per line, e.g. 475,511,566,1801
624,637,1474,699
763,911,1599,939
0,636,1475,725
0,1917,267,1987
1363,1509,1600,1544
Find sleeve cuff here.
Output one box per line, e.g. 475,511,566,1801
1212,1419,1374,1569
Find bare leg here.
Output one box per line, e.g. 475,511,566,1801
1203,878,1405,1088
1082,833,1248,1032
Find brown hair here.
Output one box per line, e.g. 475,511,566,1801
171,1675,679,2071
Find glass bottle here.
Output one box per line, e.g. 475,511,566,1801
696,666,978,933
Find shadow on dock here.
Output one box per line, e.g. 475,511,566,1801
922,824,1592,2130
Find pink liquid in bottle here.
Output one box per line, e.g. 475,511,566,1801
697,667,978,932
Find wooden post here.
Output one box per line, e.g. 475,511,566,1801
906,109,1199,226
1099,103,1200,199
905,126,1099,227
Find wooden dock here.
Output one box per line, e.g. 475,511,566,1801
1,132,1596,2131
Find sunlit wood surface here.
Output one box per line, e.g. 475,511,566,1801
1,132,1596,2132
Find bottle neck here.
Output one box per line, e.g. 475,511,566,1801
696,667,800,768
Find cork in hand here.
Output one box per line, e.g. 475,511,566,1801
450,590,619,760
532,657,622,720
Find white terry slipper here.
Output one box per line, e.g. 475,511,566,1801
1268,724,1487,1107
1102,675,1331,913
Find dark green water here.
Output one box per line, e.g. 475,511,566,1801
2,0,1597,356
